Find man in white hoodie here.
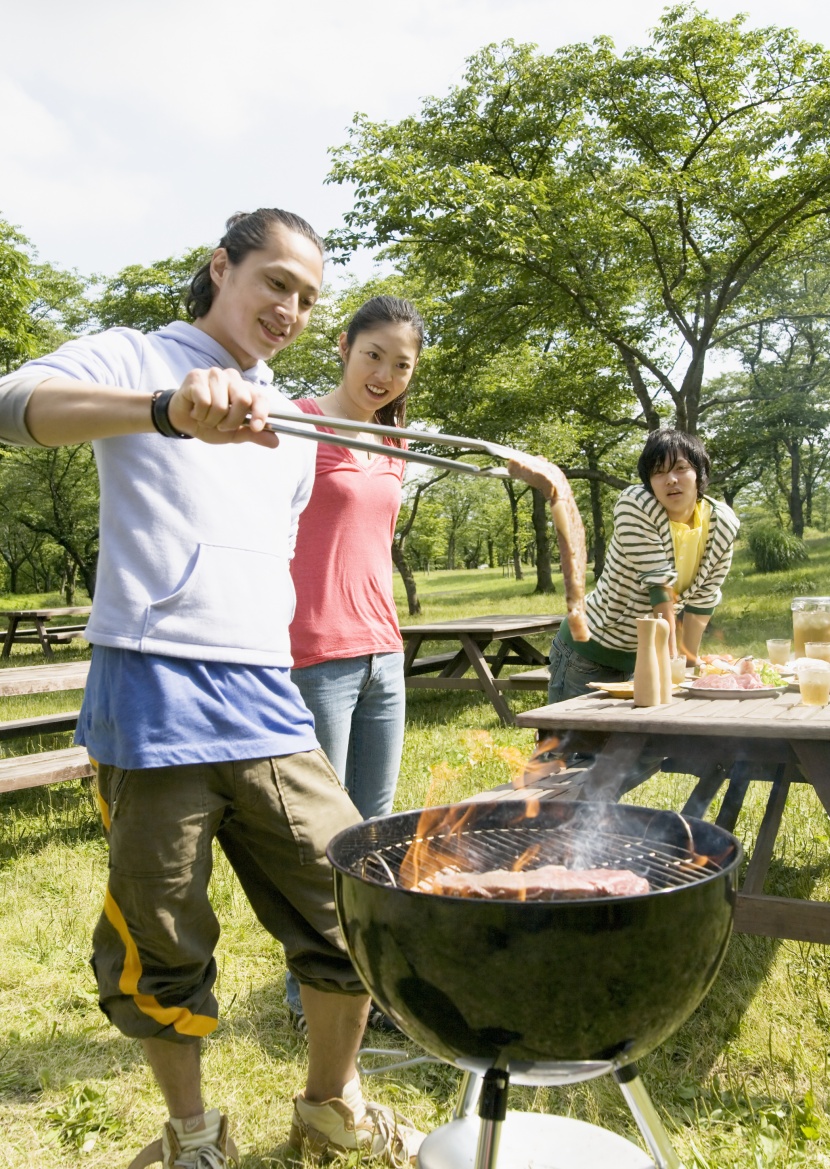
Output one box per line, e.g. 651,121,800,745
0,209,423,1169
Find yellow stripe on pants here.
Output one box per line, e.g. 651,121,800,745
103,888,216,1038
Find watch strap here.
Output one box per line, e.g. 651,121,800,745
151,390,193,439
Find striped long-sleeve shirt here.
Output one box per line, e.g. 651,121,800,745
560,485,740,670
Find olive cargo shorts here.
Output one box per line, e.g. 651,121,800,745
91,750,365,1043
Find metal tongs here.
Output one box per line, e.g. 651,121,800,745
250,408,516,478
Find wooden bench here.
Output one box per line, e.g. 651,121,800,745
464,765,591,805
495,667,550,692
0,746,93,794
0,678,88,796
0,710,81,742
0,660,90,697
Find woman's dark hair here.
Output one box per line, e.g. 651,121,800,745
343,295,425,438
187,208,324,320
637,428,711,499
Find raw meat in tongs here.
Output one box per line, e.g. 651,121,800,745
506,455,589,641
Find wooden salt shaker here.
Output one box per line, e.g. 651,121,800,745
653,616,673,704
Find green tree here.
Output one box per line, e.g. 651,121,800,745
0,219,39,374
94,248,210,332
1,445,100,600
328,6,830,436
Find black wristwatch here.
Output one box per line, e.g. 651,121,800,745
150,390,193,439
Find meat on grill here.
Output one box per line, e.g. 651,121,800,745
505,455,589,641
424,863,649,900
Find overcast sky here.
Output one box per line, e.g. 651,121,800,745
2,0,827,285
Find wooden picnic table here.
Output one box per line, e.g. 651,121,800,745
1,607,91,658
399,614,562,724
515,689,830,943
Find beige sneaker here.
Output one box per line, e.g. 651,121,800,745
128,1110,238,1168
289,1086,424,1166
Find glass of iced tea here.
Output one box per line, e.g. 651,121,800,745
798,666,830,706
792,597,830,658
766,638,791,666
670,656,687,685
806,643,830,665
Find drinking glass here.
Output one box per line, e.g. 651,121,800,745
798,666,830,706
766,639,791,666
670,656,687,685
805,642,830,665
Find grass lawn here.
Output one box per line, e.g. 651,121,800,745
0,538,829,1166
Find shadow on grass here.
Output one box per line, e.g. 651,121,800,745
0,778,102,867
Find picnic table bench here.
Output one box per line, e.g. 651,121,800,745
2,607,91,658
0,658,92,795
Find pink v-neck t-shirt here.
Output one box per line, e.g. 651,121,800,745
288,398,405,669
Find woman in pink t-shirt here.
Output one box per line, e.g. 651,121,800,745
289,295,423,820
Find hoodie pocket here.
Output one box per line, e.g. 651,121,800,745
141,543,293,656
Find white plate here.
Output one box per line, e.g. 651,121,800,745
678,684,788,700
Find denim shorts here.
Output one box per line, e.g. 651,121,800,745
91,750,365,1044
547,631,630,704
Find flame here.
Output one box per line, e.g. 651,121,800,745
399,802,478,890
423,761,463,807
460,729,533,785
513,735,567,790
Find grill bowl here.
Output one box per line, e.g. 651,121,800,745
328,800,741,1083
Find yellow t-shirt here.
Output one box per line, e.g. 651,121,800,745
670,499,711,594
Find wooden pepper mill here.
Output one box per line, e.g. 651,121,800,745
633,616,672,707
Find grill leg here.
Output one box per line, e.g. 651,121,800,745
475,1068,509,1169
615,1064,685,1169
453,1071,483,1119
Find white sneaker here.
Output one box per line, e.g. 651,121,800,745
289,1085,424,1166
128,1110,238,1168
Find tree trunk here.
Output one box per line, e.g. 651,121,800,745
503,479,525,581
788,443,804,537
531,487,555,595
587,460,606,579
391,541,421,615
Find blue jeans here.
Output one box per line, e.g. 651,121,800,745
285,652,405,1015
547,631,630,704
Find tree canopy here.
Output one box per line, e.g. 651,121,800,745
328,5,830,436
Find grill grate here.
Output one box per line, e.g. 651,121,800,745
353,819,724,895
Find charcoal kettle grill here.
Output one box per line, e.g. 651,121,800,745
328,800,742,1169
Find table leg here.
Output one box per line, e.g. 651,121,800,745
714,762,755,833
459,634,515,725
792,741,830,818
489,640,512,677
402,634,424,675
35,618,53,658
2,616,19,658
681,764,726,820
740,769,790,896
503,635,548,666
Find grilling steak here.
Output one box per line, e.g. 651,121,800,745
505,455,589,641
425,863,649,900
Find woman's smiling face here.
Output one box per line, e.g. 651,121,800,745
337,321,420,420
650,455,699,523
